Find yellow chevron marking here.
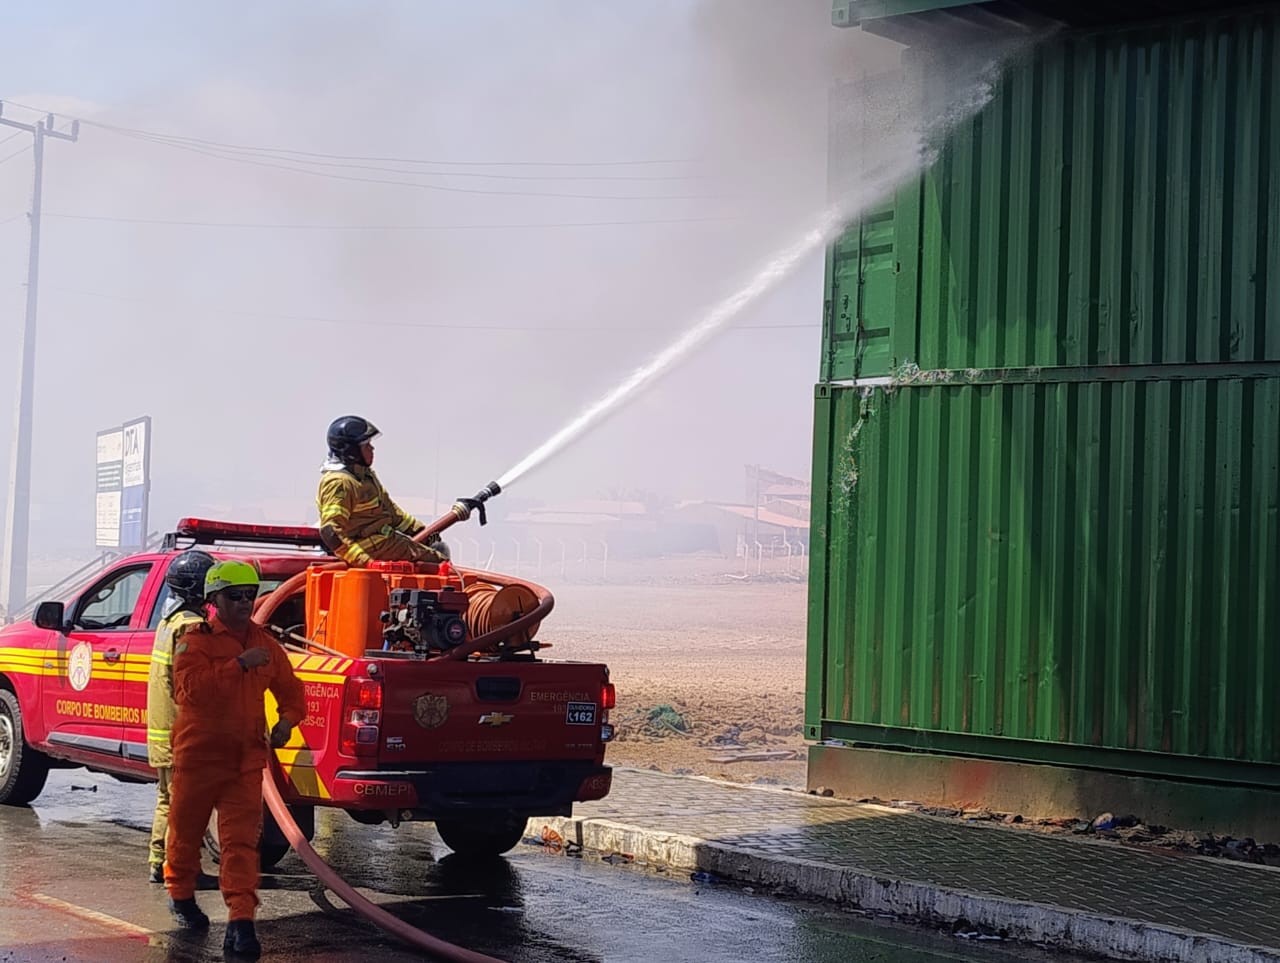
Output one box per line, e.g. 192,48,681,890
294,671,347,685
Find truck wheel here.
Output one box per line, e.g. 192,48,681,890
204,807,294,871
435,816,528,857
0,689,51,806
259,841,291,870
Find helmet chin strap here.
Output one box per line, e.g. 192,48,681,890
334,447,369,468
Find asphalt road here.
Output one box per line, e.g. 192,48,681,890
0,770,1089,963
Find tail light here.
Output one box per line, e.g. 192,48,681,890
600,681,616,742
340,677,382,757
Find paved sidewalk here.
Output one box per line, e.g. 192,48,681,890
542,769,1280,963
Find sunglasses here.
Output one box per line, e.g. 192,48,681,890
222,587,258,603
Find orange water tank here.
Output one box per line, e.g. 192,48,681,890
306,567,388,659
305,562,469,659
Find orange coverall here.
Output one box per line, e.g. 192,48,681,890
164,615,305,920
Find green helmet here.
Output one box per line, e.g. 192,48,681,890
204,560,260,597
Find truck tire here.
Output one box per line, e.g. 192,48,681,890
259,841,291,870
0,689,51,806
434,815,528,857
204,805,294,871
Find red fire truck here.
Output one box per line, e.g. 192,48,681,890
0,518,614,864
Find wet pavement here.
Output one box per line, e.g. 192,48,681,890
542,769,1280,963
0,770,1086,963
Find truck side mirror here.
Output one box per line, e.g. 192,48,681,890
34,601,66,632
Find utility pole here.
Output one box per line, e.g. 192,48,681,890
0,104,79,620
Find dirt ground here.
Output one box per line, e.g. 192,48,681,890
544,562,809,788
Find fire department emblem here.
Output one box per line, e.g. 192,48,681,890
413,693,449,730
67,641,93,692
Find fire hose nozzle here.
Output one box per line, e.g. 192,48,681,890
451,481,502,526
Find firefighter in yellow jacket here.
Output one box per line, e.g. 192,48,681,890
317,416,449,565
146,549,214,883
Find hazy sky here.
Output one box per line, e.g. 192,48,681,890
0,1,909,552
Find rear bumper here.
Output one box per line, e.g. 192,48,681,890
328,761,612,816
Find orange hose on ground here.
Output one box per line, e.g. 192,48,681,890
250,537,543,957
256,567,510,961
261,764,506,963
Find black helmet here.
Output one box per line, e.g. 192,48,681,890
165,550,215,604
327,415,380,465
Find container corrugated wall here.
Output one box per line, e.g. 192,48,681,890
808,8,1280,784
823,8,1279,381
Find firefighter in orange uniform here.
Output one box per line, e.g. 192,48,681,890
164,560,305,959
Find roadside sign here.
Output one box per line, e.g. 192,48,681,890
96,416,150,549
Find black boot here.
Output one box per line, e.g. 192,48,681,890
168,896,209,929
223,919,261,959
148,863,164,884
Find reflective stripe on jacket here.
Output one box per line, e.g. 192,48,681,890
145,608,206,768
316,460,442,565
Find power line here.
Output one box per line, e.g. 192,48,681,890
92,128,715,201
83,117,696,169
4,100,697,169
97,127,701,183
50,285,818,333
0,143,33,167
3,99,715,201
0,212,26,229
0,122,72,169
44,211,732,231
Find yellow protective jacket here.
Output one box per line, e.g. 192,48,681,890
146,607,206,768
316,459,443,565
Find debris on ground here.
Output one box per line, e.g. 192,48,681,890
706,749,796,763
534,826,564,853
646,704,691,735
850,794,1280,865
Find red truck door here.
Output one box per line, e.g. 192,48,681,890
41,563,156,760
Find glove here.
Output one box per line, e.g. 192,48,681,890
425,533,451,560
238,647,270,670
269,719,294,749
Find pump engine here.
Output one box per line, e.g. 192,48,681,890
380,586,469,656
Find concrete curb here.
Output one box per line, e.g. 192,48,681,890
539,814,1280,963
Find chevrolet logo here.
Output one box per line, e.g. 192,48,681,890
478,712,514,727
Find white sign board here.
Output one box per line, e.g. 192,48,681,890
95,417,151,549
123,420,147,488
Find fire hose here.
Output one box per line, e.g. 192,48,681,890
260,759,504,963
249,483,541,961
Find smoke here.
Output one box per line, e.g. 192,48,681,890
0,1,1018,564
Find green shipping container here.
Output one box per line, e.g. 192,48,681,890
809,2,1280,788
